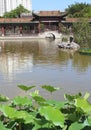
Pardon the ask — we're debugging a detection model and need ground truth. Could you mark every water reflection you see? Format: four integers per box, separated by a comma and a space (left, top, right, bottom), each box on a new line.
0, 41, 33, 81
0, 39, 91, 99
72, 52, 91, 72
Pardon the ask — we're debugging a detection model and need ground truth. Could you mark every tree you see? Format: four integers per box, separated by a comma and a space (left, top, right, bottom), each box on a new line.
65, 2, 91, 18
72, 19, 91, 47
3, 4, 30, 18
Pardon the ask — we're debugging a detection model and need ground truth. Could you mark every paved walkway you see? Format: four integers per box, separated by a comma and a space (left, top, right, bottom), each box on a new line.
0, 31, 62, 40
0, 35, 42, 40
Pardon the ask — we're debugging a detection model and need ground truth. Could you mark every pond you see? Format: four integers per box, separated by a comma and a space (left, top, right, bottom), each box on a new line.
0, 39, 91, 100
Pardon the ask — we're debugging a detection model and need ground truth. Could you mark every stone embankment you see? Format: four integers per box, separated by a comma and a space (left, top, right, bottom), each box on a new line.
58, 41, 80, 50
0, 31, 62, 40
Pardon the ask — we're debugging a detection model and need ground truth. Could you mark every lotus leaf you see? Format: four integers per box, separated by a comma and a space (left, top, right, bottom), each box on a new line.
39, 106, 65, 128
41, 85, 59, 93
12, 96, 32, 106
0, 121, 11, 130
0, 94, 9, 102
68, 122, 85, 130
75, 98, 91, 113
18, 85, 36, 91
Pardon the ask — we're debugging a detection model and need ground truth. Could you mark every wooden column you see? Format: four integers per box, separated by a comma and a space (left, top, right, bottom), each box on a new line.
38, 22, 40, 33
19, 26, 23, 36
14, 26, 16, 34
58, 22, 62, 33
1, 27, 5, 36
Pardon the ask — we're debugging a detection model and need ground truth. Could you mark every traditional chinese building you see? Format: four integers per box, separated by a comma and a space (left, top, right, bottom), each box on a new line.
0, 10, 67, 36
32, 11, 67, 32
0, 10, 91, 37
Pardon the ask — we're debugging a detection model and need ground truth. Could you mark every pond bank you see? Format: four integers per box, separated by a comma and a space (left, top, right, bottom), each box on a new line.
0, 36, 45, 41
0, 31, 62, 40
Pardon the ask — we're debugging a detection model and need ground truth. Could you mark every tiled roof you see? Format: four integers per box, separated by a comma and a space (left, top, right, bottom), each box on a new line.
65, 18, 79, 22
0, 18, 33, 23
65, 18, 91, 22
37, 11, 62, 16
0, 17, 91, 24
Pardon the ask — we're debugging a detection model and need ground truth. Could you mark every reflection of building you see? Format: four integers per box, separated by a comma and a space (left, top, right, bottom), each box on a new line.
0, 0, 32, 16
0, 49, 33, 81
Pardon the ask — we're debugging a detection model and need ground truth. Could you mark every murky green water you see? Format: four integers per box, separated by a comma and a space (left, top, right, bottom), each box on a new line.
0, 39, 91, 100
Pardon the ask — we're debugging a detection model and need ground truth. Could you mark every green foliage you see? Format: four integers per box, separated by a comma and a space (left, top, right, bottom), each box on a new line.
18, 84, 36, 92
75, 98, 91, 113
12, 96, 32, 106
3, 4, 30, 18
31, 94, 46, 104
1, 85, 91, 129
68, 122, 85, 130
79, 48, 91, 55
0, 94, 9, 102
64, 92, 82, 101
41, 85, 59, 93
0, 121, 11, 130
66, 2, 91, 18
72, 19, 91, 47
39, 106, 65, 127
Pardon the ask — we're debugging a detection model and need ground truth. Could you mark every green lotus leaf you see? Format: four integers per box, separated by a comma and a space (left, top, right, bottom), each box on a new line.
32, 123, 51, 130
41, 85, 59, 93
0, 105, 34, 123
0, 121, 11, 130
46, 100, 65, 109
0, 105, 18, 119
12, 96, 32, 106
84, 92, 90, 100
68, 122, 85, 130
79, 48, 91, 55
31, 92, 46, 103
87, 115, 91, 125
32, 118, 49, 130
0, 94, 9, 102
33, 96, 46, 102
18, 85, 36, 91
17, 111, 34, 124
75, 98, 91, 113
64, 92, 82, 101
39, 106, 65, 128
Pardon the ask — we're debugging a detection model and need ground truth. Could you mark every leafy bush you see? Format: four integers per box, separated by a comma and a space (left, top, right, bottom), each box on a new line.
0, 85, 91, 130
72, 19, 91, 47
3, 5, 30, 18
65, 2, 91, 18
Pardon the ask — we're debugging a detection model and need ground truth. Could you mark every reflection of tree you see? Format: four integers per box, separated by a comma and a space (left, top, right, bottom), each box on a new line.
57, 49, 73, 65
1, 41, 39, 54
72, 53, 91, 72
0, 41, 34, 81
58, 49, 91, 72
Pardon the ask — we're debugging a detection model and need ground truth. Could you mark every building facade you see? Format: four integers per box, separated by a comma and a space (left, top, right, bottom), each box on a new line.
0, 0, 32, 16
0, 11, 67, 36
